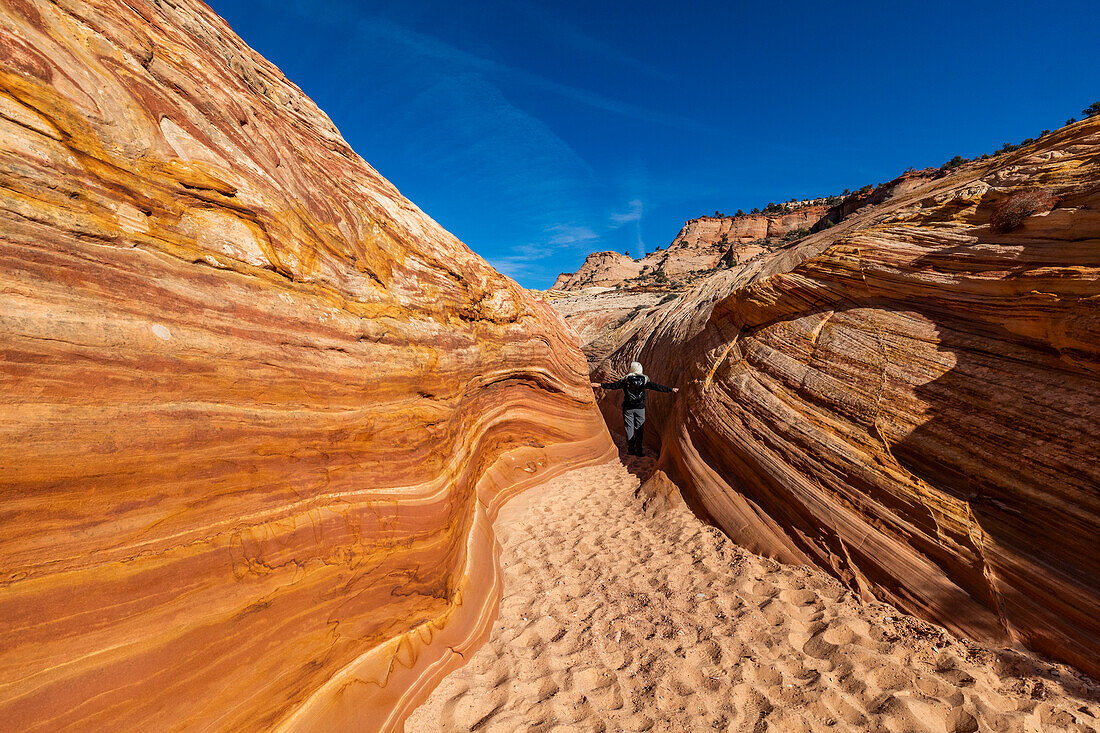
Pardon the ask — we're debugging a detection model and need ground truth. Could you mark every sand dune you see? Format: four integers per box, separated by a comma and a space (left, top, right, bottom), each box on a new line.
407, 454, 1100, 732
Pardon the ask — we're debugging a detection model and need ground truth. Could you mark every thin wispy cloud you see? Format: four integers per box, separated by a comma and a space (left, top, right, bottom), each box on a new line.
610, 199, 643, 226
324, 10, 659, 280
489, 255, 542, 282
608, 198, 646, 257
633, 225, 646, 258
340, 9, 717, 134
490, 221, 603, 283
547, 224, 598, 247
515, 73, 720, 135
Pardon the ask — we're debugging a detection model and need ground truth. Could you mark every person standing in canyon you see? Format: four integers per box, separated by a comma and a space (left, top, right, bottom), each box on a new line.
591, 362, 678, 457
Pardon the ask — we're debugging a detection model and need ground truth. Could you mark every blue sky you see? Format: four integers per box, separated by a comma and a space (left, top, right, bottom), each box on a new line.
206, 0, 1099, 288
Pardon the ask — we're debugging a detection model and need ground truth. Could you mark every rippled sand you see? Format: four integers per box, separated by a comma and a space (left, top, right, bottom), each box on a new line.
407, 457, 1100, 732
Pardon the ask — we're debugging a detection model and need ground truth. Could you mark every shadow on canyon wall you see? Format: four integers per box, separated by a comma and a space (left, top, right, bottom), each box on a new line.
599, 229, 1100, 683
889, 240, 1100, 678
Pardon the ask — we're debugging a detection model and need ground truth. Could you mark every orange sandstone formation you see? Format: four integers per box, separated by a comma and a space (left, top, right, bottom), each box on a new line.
0, 1, 613, 730
552, 207, 826, 291
813, 169, 938, 231
658, 208, 827, 275
551, 250, 644, 290
672, 207, 826, 247
550, 271, 574, 289
550, 290, 674, 363
580, 119, 1100, 678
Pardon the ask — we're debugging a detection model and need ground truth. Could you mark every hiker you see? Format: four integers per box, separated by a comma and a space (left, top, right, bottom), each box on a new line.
591, 361, 678, 456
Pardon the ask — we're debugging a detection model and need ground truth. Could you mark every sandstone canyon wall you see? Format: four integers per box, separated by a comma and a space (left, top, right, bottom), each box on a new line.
0, 1, 614, 730
583, 119, 1100, 677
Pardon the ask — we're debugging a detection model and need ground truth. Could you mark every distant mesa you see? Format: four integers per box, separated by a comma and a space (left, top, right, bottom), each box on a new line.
552, 250, 645, 290
550, 199, 883, 293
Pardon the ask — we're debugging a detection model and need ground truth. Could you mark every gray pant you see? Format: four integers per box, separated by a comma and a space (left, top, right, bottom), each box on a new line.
623, 408, 645, 453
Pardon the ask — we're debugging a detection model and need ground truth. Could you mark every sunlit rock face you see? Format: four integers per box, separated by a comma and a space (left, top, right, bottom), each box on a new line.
648, 208, 826, 276
586, 119, 1100, 677
813, 169, 939, 231
673, 207, 827, 247
551, 250, 645, 290
551, 208, 828, 291
0, 1, 614, 730
551, 290, 675, 364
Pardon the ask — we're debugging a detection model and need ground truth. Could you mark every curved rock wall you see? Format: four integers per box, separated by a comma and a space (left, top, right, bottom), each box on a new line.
0, 1, 613, 730
590, 119, 1100, 677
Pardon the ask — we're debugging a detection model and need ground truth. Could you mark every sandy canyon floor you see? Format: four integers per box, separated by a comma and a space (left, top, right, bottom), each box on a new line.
407, 452, 1100, 732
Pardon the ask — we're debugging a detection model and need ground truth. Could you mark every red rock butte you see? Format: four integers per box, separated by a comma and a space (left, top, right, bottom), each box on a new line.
0, 0, 613, 730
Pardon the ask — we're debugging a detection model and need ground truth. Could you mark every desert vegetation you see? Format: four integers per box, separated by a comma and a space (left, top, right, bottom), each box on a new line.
989, 188, 1058, 233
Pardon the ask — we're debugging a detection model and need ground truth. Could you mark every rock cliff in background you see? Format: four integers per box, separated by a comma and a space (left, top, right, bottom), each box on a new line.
812, 169, 938, 231
551, 250, 643, 290
552, 206, 827, 292
550, 290, 675, 363
577, 119, 1100, 678
671, 207, 826, 247
550, 271, 574, 289
0, 1, 613, 730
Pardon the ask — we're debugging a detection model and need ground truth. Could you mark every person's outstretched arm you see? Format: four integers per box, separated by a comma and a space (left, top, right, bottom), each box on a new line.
591, 378, 625, 389
645, 381, 679, 393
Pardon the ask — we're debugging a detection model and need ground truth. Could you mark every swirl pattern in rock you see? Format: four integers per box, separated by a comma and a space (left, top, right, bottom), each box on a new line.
582, 118, 1100, 678
0, 1, 613, 730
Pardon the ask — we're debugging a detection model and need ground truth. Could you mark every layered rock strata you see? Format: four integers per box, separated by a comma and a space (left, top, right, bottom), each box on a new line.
671, 207, 826, 247
552, 250, 643, 290
813, 169, 938, 231
577, 119, 1100, 678
552, 206, 826, 292
549, 290, 675, 363
0, 1, 613, 730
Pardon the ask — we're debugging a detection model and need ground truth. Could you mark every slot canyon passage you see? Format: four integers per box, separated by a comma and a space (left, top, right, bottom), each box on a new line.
1, 1, 1099, 732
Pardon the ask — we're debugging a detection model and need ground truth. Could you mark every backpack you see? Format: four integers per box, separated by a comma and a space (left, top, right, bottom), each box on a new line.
623, 374, 648, 402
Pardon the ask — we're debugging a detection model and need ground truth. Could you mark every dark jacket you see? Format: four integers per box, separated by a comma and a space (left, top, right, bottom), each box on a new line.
600, 374, 674, 410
